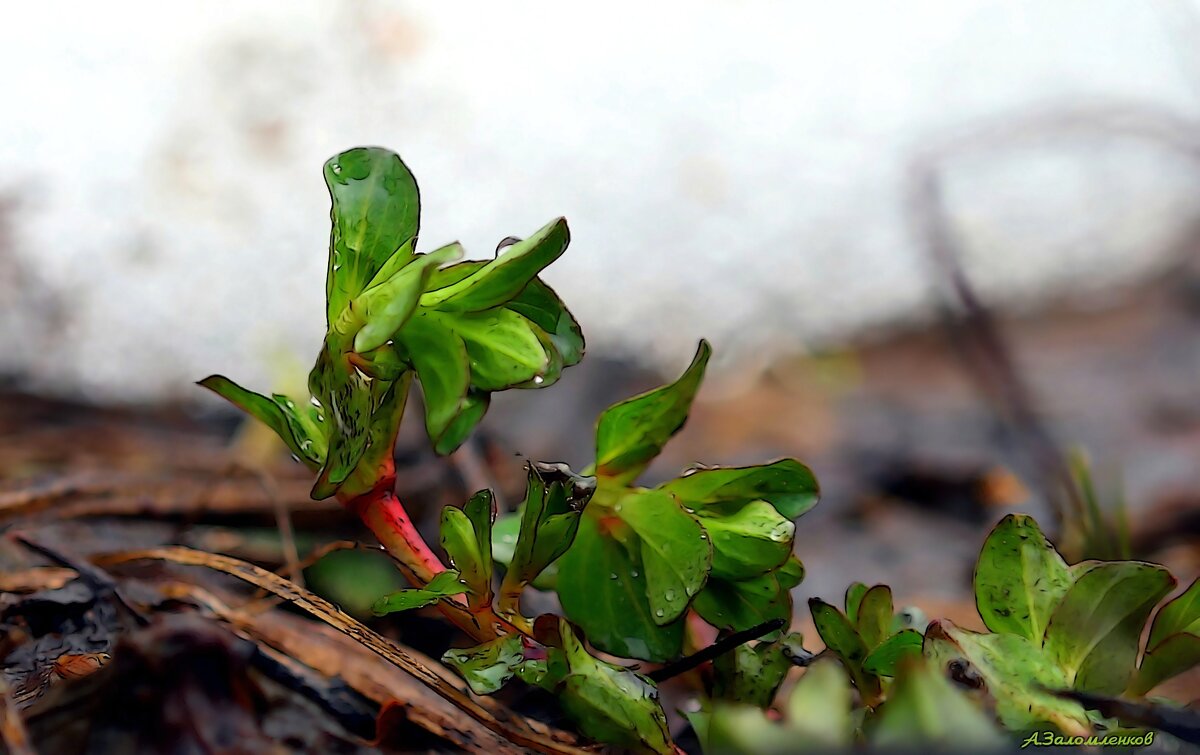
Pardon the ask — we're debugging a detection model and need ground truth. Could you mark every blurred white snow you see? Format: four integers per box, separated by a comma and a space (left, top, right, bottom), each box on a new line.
3, 1, 1200, 401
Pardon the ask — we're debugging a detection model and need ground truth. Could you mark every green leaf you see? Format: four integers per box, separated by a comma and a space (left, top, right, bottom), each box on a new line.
307, 347, 375, 498
782, 659, 854, 747
1044, 561, 1174, 694
1131, 633, 1200, 695
506, 463, 595, 589
856, 584, 894, 649
371, 570, 467, 615
388, 222, 580, 454
420, 218, 570, 312
400, 314, 470, 450
553, 620, 673, 754
844, 582, 868, 624
699, 500, 794, 581
619, 489, 712, 625
507, 277, 585, 371
870, 658, 1004, 748
862, 629, 923, 677
353, 243, 462, 353
442, 633, 524, 695
657, 459, 819, 519
324, 147, 420, 326
923, 619, 1091, 735
594, 340, 711, 484
1147, 577, 1200, 649
712, 633, 804, 709
776, 555, 805, 590
1130, 577, 1200, 695
974, 513, 1073, 642
557, 513, 685, 661
808, 598, 879, 698
694, 572, 792, 632
198, 375, 327, 468
440, 490, 494, 606
442, 308, 548, 390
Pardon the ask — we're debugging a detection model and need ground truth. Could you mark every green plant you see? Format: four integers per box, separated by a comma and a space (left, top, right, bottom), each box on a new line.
203, 146, 816, 753
699, 513, 1200, 752
204, 147, 1200, 753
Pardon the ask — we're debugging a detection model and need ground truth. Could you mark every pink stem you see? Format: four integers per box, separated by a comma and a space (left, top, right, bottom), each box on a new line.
343, 487, 447, 585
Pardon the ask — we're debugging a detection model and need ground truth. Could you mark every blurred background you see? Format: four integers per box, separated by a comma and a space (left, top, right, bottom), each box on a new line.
5, 0, 1200, 627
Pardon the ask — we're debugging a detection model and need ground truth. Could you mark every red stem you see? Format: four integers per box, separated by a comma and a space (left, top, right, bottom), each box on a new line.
341, 486, 447, 585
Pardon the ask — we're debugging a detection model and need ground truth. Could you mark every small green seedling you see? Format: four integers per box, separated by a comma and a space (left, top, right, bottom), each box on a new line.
700, 513, 1200, 753
203, 147, 817, 753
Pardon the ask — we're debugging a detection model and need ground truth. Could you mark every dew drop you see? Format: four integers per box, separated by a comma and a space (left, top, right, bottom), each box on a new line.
631, 570, 639, 578
331, 162, 342, 174
655, 609, 664, 618
533, 375, 544, 385
665, 589, 676, 602
609, 572, 618, 580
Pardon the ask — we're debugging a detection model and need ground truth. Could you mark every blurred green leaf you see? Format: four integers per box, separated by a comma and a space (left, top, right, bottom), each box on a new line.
809, 598, 879, 700
870, 658, 1004, 748
1147, 577, 1200, 648
783, 659, 854, 748
974, 513, 1073, 643
856, 584, 894, 649
844, 582, 868, 625
1044, 561, 1173, 694
594, 340, 711, 484
862, 629, 923, 677
1132, 633, 1200, 696
1131, 577, 1200, 695
923, 620, 1091, 735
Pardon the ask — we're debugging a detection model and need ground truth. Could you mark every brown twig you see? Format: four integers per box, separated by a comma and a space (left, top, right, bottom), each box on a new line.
0, 678, 35, 755
93, 546, 586, 755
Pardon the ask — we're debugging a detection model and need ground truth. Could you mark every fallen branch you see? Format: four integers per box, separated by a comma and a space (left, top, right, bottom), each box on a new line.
93, 546, 585, 755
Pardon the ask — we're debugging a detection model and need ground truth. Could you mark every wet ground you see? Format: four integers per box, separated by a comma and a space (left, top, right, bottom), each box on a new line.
2, 268, 1200, 744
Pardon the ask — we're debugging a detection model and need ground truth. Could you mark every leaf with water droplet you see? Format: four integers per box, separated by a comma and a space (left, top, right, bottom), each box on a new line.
551, 620, 674, 754
619, 489, 712, 625
199, 375, 327, 468
697, 500, 794, 581
371, 569, 468, 615
323, 147, 421, 327
657, 459, 820, 520
442, 633, 524, 695
557, 512, 686, 661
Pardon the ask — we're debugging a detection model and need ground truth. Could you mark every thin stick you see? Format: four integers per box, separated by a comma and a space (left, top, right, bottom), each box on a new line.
94, 546, 584, 755
648, 618, 787, 682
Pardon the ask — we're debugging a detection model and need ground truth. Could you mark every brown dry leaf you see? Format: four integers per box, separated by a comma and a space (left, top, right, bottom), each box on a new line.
95, 546, 585, 755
